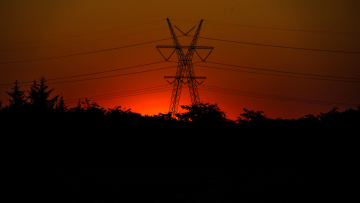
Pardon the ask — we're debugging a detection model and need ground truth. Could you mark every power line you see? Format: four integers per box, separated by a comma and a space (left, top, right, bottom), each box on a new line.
0, 38, 172, 65
170, 18, 360, 36
0, 28, 168, 53
0, 64, 177, 89
47, 64, 177, 85
194, 62, 360, 83
66, 84, 170, 102
203, 19, 360, 36
1, 19, 166, 47
198, 85, 358, 107
195, 36, 360, 54
65, 85, 173, 104
0, 22, 195, 53
195, 64, 360, 83
0, 61, 169, 86
65, 85, 171, 102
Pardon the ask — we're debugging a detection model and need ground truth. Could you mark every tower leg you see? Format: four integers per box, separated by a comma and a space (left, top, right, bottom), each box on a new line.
188, 79, 200, 104
169, 79, 183, 117
186, 63, 200, 104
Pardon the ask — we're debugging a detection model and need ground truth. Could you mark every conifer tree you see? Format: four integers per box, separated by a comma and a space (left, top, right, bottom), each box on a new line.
6, 80, 27, 111
27, 77, 59, 112
55, 94, 68, 113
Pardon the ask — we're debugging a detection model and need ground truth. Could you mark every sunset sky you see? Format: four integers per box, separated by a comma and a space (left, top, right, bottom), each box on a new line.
1, 0, 359, 120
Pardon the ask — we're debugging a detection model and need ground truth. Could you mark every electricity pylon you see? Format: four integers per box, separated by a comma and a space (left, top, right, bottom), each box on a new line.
157, 18, 213, 117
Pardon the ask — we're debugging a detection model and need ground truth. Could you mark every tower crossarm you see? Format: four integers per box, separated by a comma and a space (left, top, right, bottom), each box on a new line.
156, 45, 213, 49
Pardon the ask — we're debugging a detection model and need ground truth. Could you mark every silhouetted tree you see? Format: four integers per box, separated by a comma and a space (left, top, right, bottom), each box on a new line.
69, 99, 85, 116
237, 108, 267, 125
316, 107, 340, 126
106, 106, 128, 117
177, 102, 228, 123
106, 106, 123, 117
27, 77, 58, 112
6, 80, 28, 111
154, 112, 174, 120
54, 94, 68, 114
83, 98, 105, 117
106, 105, 141, 120
304, 114, 318, 121
326, 106, 360, 127
297, 114, 319, 125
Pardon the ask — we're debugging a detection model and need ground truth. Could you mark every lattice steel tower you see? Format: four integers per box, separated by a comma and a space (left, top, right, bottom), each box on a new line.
157, 18, 213, 117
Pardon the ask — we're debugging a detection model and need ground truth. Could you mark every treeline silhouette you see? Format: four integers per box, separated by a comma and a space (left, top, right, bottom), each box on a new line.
1, 77, 359, 134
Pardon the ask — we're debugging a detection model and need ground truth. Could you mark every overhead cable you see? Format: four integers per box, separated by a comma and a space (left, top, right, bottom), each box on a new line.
195, 36, 360, 54
0, 38, 172, 65
1, 19, 166, 47
0, 63, 178, 89
203, 19, 360, 36
198, 85, 358, 107
65, 85, 173, 104
194, 62, 360, 83
0, 61, 168, 86
1, 22, 195, 53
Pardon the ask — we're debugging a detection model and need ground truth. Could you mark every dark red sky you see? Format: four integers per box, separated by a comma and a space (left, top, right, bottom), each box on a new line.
1, 0, 359, 120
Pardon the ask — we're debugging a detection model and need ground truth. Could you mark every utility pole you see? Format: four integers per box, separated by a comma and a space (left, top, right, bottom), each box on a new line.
157, 18, 213, 117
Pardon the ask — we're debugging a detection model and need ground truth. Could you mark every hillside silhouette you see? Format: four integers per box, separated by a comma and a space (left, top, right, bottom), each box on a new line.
1, 77, 359, 135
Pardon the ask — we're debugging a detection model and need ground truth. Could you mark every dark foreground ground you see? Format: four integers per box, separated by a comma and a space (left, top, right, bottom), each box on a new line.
4, 105, 357, 203
10, 167, 352, 203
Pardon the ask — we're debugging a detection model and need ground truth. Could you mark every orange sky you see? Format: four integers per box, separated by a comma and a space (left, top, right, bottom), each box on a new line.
1, 0, 360, 120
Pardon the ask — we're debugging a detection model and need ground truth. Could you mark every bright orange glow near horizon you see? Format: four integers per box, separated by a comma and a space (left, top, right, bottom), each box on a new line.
1, 0, 360, 120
